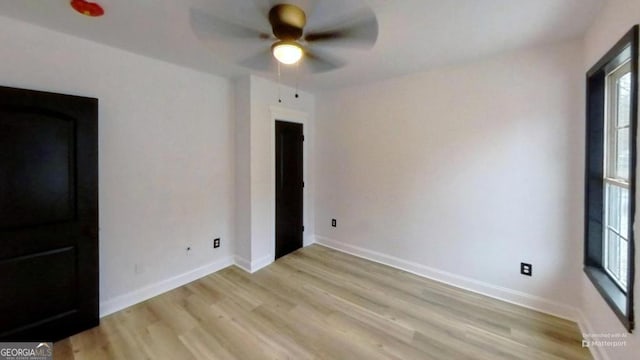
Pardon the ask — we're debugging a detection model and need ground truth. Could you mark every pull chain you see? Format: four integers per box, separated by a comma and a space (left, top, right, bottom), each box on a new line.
277, 61, 282, 103
295, 62, 300, 99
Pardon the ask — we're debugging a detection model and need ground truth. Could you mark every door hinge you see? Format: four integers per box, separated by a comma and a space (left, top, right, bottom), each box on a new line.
302, 181, 305, 188
302, 135, 305, 141
302, 226, 305, 232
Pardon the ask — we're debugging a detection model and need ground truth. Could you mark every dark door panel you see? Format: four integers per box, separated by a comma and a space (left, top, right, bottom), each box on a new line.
0, 86, 98, 341
275, 121, 303, 259
0, 109, 76, 228
0, 247, 77, 332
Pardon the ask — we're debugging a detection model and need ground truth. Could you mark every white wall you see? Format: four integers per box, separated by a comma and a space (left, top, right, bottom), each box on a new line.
0, 16, 235, 315
314, 40, 584, 318
234, 74, 316, 271
234, 76, 252, 265
581, 0, 640, 359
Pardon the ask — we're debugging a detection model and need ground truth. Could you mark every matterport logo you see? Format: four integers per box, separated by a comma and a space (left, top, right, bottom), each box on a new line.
582, 333, 627, 348
0, 342, 52, 360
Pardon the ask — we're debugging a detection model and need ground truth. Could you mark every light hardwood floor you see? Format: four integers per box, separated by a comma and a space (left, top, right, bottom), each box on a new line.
54, 245, 591, 359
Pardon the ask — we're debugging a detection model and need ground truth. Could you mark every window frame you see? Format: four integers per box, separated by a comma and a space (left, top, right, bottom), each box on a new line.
584, 25, 638, 333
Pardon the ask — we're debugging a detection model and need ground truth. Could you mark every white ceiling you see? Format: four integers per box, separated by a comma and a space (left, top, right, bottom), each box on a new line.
0, 0, 603, 90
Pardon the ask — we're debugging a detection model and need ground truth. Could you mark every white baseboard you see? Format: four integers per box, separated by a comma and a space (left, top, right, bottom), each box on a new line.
234, 255, 252, 273
99, 256, 234, 317
315, 236, 579, 322
234, 254, 273, 273
575, 309, 608, 360
304, 234, 317, 247
234, 237, 317, 274
251, 254, 273, 272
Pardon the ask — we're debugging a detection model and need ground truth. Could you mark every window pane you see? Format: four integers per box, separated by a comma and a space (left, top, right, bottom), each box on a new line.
620, 187, 629, 238
609, 184, 620, 231
617, 72, 631, 127
615, 126, 629, 179
605, 230, 629, 289
606, 183, 629, 238
607, 184, 621, 234
620, 239, 628, 288
606, 229, 621, 280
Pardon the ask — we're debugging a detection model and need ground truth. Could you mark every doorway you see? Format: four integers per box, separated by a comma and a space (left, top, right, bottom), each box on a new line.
275, 120, 303, 259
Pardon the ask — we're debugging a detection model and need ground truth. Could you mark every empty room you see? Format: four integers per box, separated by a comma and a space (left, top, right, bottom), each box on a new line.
0, 0, 639, 359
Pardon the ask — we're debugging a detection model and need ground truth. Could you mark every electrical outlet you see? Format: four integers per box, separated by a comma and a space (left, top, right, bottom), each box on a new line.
213, 238, 220, 248
521, 262, 532, 276
332, 219, 337, 227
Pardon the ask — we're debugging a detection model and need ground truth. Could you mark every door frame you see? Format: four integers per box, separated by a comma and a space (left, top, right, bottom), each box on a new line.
270, 106, 310, 262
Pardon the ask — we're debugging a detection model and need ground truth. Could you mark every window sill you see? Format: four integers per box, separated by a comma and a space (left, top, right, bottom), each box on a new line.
584, 266, 633, 332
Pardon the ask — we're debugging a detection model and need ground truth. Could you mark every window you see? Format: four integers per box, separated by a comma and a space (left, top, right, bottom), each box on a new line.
585, 25, 638, 332
604, 61, 632, 290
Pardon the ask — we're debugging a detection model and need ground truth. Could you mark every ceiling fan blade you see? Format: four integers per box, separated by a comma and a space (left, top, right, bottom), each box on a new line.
239, 48, 278, 72
304, 7, 378, 49
301, 47, 345, 73
190, 8, 271, 41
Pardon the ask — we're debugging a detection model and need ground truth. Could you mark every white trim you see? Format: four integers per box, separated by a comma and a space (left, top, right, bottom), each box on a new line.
99, 256, 234, 317
234, 254, 273, 273
602, 60, 633, 290
304, 234, 317, 247
269, 106, 311, 262
251, 253, 274, 273
315, 235, 579, 322
234, 255, 252, 273
575, 309, 608, 360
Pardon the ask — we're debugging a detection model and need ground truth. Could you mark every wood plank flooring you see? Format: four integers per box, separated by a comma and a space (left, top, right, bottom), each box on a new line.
54, 245, 591, 359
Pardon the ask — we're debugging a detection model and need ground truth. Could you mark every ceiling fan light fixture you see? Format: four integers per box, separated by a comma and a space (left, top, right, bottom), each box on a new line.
272, 41, 303, 65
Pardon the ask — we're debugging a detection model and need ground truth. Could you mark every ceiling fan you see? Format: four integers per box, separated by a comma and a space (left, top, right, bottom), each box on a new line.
190, 1, 378, 73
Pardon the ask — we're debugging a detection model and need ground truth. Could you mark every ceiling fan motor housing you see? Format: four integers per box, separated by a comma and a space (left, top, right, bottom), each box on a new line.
269, 4, 306, 41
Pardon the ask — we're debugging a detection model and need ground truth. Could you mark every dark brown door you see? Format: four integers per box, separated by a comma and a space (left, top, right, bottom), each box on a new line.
0, 86, 99, 341
275, 120, 303, 259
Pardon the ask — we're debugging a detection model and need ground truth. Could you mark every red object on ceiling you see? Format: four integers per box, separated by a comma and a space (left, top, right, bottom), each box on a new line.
70, 0, 104, 17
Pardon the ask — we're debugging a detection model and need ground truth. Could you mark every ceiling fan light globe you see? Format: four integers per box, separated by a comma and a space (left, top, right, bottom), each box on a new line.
272, 42, 303, 65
